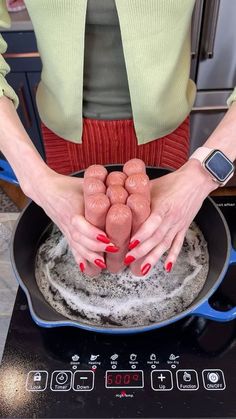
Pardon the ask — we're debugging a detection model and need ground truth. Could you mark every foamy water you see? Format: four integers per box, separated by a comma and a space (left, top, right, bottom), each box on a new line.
35, 222, 209, 327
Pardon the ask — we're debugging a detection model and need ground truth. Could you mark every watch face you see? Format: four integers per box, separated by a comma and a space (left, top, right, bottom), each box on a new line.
205, 151, 234, 182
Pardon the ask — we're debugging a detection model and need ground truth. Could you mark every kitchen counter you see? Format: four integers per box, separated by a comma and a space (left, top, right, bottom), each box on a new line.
0, 9, 33, 31
0, 212, 19, 363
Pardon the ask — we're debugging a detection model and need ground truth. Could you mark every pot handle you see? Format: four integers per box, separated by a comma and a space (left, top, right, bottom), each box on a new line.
0, 159, 18, 185
192, 247, 236, 322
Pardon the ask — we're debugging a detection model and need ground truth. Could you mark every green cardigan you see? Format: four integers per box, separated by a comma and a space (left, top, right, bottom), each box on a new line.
0, 0, 235, 145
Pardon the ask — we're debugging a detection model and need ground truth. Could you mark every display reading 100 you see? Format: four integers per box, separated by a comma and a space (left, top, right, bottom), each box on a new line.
105, 370, 144, 388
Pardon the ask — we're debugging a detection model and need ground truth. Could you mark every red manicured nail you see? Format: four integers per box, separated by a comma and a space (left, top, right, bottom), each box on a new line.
141, 263, 151, 276
124, 255, 136, 265
96, 234, 110, 244
79, 262, 85, 273
94, 259, 107, 269
105, 245, 119, 253
166, 262, 173, 273
128, 239, 140, 250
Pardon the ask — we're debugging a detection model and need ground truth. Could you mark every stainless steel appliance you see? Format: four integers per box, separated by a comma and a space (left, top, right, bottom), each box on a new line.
190, 0, 236, 187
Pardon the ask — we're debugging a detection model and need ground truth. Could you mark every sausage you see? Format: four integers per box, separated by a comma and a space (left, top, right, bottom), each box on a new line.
105, 204, 132, 273
83, 177, 106, 196
126, 193, 151, 236
123, 158, 146, 176
106, 171, 127, 187
126, 193, 151, 276
83, 169, 110, 276
85, 192, 110, 231
84, 164, 108, 183
125, 173, 150, 201
106, 185, 128, 205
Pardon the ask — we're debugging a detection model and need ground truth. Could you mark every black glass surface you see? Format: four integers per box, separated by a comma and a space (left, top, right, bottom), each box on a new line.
0, 196, 236, 418
205, 151, 234, 182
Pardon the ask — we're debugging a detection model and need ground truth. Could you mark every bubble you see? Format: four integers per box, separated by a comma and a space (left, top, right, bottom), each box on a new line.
35, 222, 209, 327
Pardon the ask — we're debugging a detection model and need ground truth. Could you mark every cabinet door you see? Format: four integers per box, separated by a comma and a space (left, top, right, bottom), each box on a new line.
5, 72, 45, 158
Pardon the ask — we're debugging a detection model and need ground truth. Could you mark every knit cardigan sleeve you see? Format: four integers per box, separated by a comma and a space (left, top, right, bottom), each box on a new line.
0, 0, 19, 107
227, 88, 236, 107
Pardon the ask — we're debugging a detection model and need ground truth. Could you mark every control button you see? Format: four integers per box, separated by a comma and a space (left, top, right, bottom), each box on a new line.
130, 353, 137, 362
50, 371, 72, 391
26, 370, 48, 392
73, 371, 94, 391
202, 369, 226, 391
177, 370, 199, 391
151, 370, 173, 391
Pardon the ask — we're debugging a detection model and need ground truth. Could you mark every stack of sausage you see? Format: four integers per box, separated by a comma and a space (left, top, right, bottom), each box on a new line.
83, 158, 151, 277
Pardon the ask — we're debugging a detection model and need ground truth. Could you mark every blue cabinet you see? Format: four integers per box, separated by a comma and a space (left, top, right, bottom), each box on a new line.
2, 31, 45, 161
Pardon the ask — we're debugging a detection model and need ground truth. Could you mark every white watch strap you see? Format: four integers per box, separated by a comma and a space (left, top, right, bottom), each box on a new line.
189, 147, 213, 162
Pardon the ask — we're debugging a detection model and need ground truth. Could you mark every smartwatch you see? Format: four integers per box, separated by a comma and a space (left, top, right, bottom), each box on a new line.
189, 147, 235, 186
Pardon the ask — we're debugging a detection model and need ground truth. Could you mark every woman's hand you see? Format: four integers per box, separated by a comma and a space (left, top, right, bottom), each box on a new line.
124, 160, 218, 275
28, 170, 114, 272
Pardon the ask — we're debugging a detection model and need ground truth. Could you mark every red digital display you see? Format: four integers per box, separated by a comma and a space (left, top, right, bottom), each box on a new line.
105, 370, 143, 388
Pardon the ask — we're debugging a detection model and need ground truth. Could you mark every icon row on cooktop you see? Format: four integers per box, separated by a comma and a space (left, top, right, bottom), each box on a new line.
26, 369, 226, 392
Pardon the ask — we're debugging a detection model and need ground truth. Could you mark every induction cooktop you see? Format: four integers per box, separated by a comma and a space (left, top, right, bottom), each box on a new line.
0, 195, 236, 418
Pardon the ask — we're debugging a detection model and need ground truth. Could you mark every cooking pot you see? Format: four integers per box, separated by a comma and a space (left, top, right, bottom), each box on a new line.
1, 163, 236, 333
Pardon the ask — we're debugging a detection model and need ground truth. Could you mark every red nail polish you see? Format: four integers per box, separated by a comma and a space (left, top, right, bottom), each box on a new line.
79, 262, 85, 273
94, 259, 107, 269
105, 245, 119, 253
128, 239, 140, 250
141, 263, 151, 276
96, 234, 110, 244
166, 262, 173, 273
124, 255, 136, 265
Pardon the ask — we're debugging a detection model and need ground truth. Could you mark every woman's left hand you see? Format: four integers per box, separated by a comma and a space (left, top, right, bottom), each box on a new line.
124, 159, 218, 275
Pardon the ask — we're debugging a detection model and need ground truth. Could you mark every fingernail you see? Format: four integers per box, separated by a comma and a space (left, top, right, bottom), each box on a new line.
96, 234, 110, 244
128, 239, 140, 250
141, 263, 151, 276
94, 259, 107, 269
124, 255, 136, 265
105, 245, 119, 253
165, 262, 173, 273
79, 262, 85, 273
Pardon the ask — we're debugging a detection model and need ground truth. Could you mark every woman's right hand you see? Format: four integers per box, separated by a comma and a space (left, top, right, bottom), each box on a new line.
28, 169, 113, 272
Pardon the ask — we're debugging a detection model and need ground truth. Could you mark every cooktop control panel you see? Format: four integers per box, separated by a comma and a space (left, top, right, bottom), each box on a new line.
26, 366, 226, 393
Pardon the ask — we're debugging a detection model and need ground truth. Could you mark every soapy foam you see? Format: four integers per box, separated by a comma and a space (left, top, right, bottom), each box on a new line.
35, 222, 209, 327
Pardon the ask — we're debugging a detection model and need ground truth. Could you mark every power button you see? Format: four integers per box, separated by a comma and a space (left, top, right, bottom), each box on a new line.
202, 369, 226, 390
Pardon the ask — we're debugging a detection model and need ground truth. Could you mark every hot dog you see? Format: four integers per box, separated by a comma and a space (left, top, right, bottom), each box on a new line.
83, 177, 106, 196
106, 171, 127, 187
123, 158, 146, 176
125, 173, 150, 202
127, 193, 151, 276
84, 164, 108, 183
105, 204, 132, 273
106, 185, 128, 205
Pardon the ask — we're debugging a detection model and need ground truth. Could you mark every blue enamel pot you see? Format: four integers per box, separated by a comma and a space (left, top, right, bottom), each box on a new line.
5, 165, 236, 333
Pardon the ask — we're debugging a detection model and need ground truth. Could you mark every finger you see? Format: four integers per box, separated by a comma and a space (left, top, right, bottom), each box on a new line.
72, 250, 102, 277
164, 229, 186, 272
139, 228, 180, 276
124, 217, 172, 264
71, 214, 112, 244
71, 232, 119, 253
72, 241, 107, 270
128, 211, 164, 247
